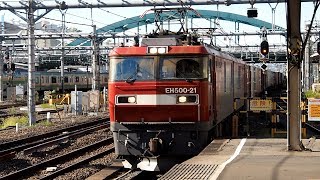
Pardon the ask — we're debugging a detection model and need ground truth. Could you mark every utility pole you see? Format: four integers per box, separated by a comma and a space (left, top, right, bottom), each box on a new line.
92, 25, 99, 90
28, 0, 36, 125
287, 0, 303, 151
60, 9, 67, 94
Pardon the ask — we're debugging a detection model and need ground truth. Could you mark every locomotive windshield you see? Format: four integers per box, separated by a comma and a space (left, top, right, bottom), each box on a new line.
109, 57, 155, 81
160, 57, 208, 79
109, 56, 208, 81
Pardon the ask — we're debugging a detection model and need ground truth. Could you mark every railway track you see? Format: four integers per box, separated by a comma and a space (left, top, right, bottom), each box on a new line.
0, 102, 26, 110
0, 117, 48, 131
0, 112, 26, 119
87, 164, 162, 180
1, 138, 114, 180
0, 118, 109, 160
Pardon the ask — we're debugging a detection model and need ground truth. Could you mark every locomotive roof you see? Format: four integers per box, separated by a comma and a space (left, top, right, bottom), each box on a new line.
203, 44, 245, 65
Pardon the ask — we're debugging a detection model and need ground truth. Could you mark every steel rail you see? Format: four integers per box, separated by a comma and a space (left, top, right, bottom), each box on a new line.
306, 122, 320, 133
0, 138, 113, 180
0, 112, 26, 119
0, 118, 108, 153
22, 123, 109, 155
0, 121, 108, 159
0, 124, 108, 161
0, 102, 26, 109
86, 162, 124, 180
40, 146, 115, 180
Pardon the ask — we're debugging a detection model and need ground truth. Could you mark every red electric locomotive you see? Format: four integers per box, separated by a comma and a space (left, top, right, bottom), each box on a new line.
109, 32, 243, 171
108, 32, 282, 171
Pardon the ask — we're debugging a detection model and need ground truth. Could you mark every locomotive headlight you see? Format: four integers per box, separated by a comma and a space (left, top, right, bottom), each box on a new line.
128, 96, 136, 103
177, 95, 198, 104
178, 96, 187, 103
147, 46, 168, 54
149, 47, 158, 54
117, 96, 136, 104
157, 47, 166, 54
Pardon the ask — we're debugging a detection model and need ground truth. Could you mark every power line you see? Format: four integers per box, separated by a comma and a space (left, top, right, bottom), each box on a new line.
13, 9, 92, 27
98, 8, 127, 19
61, 11, 107, 26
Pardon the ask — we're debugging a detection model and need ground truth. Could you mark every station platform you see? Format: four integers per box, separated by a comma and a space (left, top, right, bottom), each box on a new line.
160, 138, 320, 180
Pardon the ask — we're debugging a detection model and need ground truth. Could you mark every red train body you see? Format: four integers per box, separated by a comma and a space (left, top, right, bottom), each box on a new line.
108, 37, 284, 171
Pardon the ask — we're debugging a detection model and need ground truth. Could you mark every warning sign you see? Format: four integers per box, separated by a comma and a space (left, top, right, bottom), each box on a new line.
250, 99, 273, 111
308, 99, 320, 121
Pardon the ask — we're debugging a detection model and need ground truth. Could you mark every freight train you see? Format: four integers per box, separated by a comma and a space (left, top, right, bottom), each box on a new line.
108, 31, 284, 171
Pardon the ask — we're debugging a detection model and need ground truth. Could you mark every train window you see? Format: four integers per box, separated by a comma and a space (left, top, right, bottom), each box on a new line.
76, 76, 79, 82
64, 77, 68, 83
36, 77, 39, 84
46, 77, 49, 84
41, 76, 44, 84
109, 57, 155, 81
160, 57, 208, 79
51, 76, 57, 83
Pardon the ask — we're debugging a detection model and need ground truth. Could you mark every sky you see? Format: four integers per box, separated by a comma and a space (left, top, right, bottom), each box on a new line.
0, 0, 319, 48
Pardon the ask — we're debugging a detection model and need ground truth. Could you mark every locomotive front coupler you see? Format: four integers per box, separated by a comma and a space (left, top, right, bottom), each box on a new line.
146, 130, 165, 155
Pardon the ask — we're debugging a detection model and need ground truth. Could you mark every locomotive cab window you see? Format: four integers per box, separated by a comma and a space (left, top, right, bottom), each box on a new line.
160, 57, 208, 79
109, 57, 155, 81
176, 59, 201, 78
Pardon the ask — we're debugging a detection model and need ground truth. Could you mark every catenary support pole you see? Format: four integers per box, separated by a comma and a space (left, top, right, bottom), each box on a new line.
92, 25, 99, 90
27, 0, 36, 125
287, 0, 303, 151
60, 9, 67, 94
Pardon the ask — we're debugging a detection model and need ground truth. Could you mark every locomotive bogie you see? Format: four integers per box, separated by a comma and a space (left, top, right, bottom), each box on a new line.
112, 122, 210, 156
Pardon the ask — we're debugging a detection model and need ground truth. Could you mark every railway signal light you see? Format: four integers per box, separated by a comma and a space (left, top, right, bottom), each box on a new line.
247, 8, 258, 18
260, 40, 269, 56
